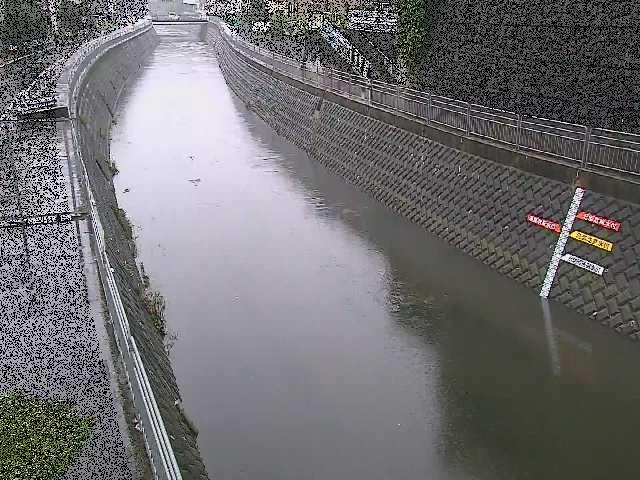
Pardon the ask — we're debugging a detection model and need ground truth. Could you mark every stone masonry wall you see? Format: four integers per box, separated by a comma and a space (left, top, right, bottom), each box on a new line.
73, 28, 209, 478
410, 0, 640, 133
208, 22, 640, 341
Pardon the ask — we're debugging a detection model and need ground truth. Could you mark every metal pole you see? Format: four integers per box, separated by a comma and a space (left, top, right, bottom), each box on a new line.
396, 84, 400, 112
349, 72, 352, 97
427, 92, 432, 124
465, 103, 471, 136
516, 114, 522, 151
581, 126, 592, 167
368, 79, 372, 105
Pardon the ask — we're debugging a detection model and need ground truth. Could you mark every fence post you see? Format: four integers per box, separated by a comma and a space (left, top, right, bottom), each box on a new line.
396, 84, 400, 112
368, 78, 372, 105
427, 92, 432, 124
516, 114, 522, 151
349, 72, 352, 97
272, 51, 275, 73
581, 126, 592, 167
465, 102, 471, 136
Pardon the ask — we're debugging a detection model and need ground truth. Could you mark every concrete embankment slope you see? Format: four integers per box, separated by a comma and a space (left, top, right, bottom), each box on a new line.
55, 25, 209, 478
207, 21, 640, 341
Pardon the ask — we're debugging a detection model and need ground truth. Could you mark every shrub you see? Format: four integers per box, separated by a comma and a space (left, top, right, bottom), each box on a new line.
396, 0, 433, 80
1, 0, 50, 49
0, 392, 93, 480
143, 290, 167, 337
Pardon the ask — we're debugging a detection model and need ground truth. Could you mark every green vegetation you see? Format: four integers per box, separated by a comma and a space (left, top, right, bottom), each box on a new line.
0, 392, 93, 480
327, 11, 349, 30
112, 206, 133, 240
243, 0, 269, 24
223, 12, 241, 31
109, 160, 119, 176
57, 0, 93, 35
111, 205, 138, 257
143, 290, 167, 337
269, 11, 288, 36
396, 0, 434, 82
0, 0, 50, 48
269, 12, 311, 37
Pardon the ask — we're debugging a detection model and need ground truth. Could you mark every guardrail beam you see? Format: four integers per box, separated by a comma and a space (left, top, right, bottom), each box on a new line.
211, 17, 640, 178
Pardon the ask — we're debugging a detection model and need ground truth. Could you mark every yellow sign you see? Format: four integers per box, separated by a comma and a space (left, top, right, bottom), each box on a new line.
570, 231, 613, 252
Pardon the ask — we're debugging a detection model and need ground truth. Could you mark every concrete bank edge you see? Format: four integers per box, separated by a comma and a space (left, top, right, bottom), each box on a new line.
208, 21, 640, 342
55, 23, 209, 479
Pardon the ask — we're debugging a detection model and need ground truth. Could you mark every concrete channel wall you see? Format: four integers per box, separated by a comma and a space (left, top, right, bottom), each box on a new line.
207, 21, 640, 341
55, 23, 209, 479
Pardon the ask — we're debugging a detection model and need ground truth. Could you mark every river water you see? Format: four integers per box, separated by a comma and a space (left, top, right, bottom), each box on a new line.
111, 26, 640, 480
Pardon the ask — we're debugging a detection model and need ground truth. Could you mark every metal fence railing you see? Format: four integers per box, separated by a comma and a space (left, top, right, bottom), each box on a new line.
61, 20, 153, 114
211, 18, 640, 177
76, 149, 183, 480
59, 22, 183, 480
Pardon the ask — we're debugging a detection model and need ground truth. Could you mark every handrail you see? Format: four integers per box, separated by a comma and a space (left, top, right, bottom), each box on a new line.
59, 22, 183, 480
211, 17, 640, 177
61, 20, 153, 114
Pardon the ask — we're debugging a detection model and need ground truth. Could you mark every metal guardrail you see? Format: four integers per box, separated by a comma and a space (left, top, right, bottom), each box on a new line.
62, 20, 153, 113
61, 22, 183, 480
212, 18, 640, 177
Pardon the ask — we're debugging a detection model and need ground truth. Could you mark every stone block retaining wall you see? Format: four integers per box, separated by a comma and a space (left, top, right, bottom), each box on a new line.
71, 27, 209, 478
208, 22, 640, 341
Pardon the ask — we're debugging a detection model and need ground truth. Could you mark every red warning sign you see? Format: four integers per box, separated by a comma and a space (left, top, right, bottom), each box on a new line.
527, 214, 561, 233
576, 211, 621, 232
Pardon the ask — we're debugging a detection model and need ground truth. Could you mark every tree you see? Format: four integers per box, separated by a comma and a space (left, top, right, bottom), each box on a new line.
1, 0, 51, 48
269, 11, 289, 36
57, 0, 92, 34
289, 13, 310, 36
396, 0, 432, 82
244, 0, 269, 24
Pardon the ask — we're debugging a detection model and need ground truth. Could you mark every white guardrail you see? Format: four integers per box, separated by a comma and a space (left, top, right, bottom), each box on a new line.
60, 19, 153, 114
212, 18, 640, 178
63, 22, 183, 480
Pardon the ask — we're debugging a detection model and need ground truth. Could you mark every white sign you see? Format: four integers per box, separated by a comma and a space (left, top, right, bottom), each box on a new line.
561, 253, 605, 276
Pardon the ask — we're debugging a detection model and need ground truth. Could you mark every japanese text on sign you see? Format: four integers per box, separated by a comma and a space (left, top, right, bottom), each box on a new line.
569, 230, 613, 252
561, 253, 605, 275
576, 211, 621, 232
527, 214, 561, 233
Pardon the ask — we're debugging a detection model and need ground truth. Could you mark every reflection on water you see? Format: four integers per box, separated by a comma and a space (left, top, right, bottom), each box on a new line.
110, 30, 640, 480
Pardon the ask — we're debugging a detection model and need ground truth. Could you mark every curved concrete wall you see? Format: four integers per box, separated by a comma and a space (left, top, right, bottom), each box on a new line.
208, 21, 640, 342
62, 26, 209, 479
